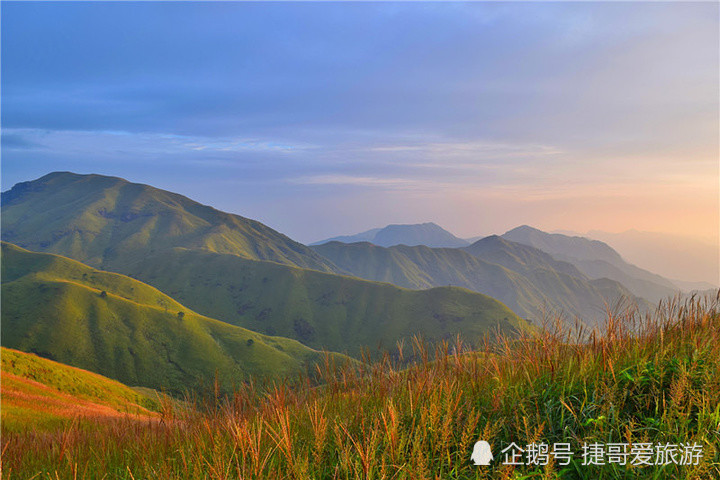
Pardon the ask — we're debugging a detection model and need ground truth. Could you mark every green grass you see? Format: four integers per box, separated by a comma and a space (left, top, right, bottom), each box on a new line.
1, 242, 352, 395
3, 294, 718, 479
117, 246, 532, 357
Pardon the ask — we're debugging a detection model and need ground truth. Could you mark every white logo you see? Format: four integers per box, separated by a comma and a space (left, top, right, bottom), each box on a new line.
471, 440, 493, 465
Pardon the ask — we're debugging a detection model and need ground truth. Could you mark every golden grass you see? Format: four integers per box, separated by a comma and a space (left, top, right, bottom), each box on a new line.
2, 293, 719, 479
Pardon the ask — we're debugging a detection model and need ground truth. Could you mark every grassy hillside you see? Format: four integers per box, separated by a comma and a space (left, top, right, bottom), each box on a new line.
3, 295, 718, 479
312, 240, 641, 325
111, 247, 532, 357
1, 171, 338, 273
1, 348, 162, 432
463, 235, 584, 278
312, 241, 548, 319
1, 243, 350, 394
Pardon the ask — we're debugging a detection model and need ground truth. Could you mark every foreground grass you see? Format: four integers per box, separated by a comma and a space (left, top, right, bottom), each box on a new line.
2, 295, 719, 479
1, 348, 161, 434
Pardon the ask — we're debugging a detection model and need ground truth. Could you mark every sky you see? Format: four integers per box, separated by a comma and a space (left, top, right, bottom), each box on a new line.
2, 1, 718, 246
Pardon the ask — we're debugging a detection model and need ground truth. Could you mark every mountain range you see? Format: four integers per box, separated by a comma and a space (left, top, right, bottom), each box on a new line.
2, 171, 339, 274
312, 236, 643, 325
2, 171, 704, 399
502, 226, 680, 303
1, 173, 530, 376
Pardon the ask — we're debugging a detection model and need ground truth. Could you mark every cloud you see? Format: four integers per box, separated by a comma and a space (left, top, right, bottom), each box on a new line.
287, 174, 420, 190
1, 133, 45, 150
1, 2, 716, 242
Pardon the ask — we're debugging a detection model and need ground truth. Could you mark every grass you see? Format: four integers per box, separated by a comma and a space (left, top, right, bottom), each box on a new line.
2, 293, 718, 479
1, 348, 162, 433
118, 246, 531, 357
1, 242, 353, 395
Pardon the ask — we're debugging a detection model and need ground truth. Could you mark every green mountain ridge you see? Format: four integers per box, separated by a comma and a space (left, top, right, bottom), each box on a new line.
463, 235, 584, 278
1, 242, 350, 394
113, 246, 532, 357
2, 171, 339, 274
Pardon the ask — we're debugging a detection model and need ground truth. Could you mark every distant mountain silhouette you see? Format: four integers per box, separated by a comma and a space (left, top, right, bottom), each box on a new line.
312, 222, 469, 248
585, 229, 719, 288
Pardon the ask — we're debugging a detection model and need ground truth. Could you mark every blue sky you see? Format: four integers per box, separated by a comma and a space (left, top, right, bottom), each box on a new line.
2, 1, 718, 244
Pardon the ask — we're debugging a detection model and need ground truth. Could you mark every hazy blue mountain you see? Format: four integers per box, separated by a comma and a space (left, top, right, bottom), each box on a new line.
312, 222, 469, 248
502, 225, 679, 303
313, 228, 383, 245
670, 279, 718, 292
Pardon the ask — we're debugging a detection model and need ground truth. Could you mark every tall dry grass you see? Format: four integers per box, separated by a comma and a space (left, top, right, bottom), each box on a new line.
2, 293, 719, 479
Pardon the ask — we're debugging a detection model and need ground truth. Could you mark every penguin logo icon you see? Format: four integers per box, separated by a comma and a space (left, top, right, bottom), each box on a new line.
471, 440, 493, 465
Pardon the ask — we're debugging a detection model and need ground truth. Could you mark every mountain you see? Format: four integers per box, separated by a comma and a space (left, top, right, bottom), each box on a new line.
1, 347, 160, 432
312, 222, 469, 248
502, 226, 679, 303
585, 229, 719, 288
670, 279, 718, 293
312, 238, 642, 325
311, 241, 547, 320
463, 235, 584, 278
1, 171, 339, 273
1, 242, 350, 394
313, 227, 383, 245
2, 173, 531, 357
113, 247, 532, 356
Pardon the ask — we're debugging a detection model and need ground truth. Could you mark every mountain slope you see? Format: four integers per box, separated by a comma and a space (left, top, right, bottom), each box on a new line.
312, 222, 469, 248
311, 241, 548, 320
1, 347, 160, 432
1, 172, 339, 273
1, 243, 349, 394
586, 229, 719, 288
312, 240, 640, 325
114, 247, 532, 356
463, 235, 584, 278
1, 173, 534, 357
502, 225, 678, 303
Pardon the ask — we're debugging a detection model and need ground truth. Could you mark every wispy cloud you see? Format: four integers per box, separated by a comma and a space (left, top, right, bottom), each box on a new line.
366, 140, 563, 159
287, 174, 419, 190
